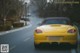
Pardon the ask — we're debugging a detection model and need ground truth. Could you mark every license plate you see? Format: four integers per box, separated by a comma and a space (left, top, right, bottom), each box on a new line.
47, 36, 61, 40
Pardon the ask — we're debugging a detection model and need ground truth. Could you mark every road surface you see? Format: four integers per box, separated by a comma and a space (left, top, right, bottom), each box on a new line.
0, 15, 78, 53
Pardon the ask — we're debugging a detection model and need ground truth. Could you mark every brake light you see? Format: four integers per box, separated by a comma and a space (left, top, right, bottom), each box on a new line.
68, 29, 76, 33
35, 29, 42, 33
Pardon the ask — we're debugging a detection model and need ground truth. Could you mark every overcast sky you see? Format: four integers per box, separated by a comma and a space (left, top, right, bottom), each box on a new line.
25, 0, 30, 3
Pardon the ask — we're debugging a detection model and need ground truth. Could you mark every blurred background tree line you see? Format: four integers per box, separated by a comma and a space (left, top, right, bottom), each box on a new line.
0, 0, 27, 31
31, 0, 80, 23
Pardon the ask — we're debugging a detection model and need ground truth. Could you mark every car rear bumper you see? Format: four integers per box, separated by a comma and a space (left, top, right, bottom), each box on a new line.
34, 40, 77, 45
34, 42, 77, 49
34, 34, 77, 45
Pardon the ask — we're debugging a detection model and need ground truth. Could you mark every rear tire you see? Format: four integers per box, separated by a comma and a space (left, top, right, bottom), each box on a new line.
72, 44, 78, 49
34, 43, 39, 49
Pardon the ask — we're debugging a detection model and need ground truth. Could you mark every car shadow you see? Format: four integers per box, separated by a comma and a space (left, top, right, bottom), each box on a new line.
35, 45, 72, 51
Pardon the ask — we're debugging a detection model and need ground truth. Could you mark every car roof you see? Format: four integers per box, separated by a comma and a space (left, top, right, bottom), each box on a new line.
45, 17, 70, 21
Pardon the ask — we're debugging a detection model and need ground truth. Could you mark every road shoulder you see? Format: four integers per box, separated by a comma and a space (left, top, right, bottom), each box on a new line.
0, 23, 32, 36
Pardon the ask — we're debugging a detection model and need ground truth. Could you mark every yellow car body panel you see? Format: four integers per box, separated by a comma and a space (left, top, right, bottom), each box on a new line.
34, 24, 78, 45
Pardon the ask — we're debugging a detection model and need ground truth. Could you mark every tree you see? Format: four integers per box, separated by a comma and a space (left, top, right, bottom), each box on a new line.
0, 0, 24, 25
31, 0, 47, 17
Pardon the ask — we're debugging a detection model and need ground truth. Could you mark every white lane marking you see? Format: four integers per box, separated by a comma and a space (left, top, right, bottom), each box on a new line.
9, 38, 32, 51
0, 24, 32, 36
24, 37, 31, 42
10, 45, 16, 51
71, 49, 77, 53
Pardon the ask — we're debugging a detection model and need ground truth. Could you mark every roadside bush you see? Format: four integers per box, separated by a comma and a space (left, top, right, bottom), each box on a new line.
3, 25, 12, 31
5, 21, 12, 30
0, 25, 12, 31
0, 25, 4, 31
0, 21, 12, 31
13, 22, 24, 28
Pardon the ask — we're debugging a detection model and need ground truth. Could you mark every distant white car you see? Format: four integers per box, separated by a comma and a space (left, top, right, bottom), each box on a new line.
27, 13, 31, 16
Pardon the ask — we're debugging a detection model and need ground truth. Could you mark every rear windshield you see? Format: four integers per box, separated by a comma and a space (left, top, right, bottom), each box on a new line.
43, 19, 69, 24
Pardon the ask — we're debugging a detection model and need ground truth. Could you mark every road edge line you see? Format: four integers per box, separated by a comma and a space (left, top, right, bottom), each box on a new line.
0, 24, 32, 36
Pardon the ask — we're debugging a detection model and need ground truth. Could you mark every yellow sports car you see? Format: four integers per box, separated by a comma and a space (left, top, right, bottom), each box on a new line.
34, 17, 78, 49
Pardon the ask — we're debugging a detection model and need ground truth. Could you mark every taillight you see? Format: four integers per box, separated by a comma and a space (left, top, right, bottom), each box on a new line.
68, 29, 76, 33
35, 29, 42, 33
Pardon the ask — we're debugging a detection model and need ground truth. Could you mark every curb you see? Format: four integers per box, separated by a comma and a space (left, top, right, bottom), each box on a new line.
0, 24, 32, 36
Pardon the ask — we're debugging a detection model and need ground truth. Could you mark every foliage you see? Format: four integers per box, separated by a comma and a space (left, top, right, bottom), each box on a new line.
0, 0, 24, 21
32, 0, 47, 17
13, 22, 24, 28
32, 0, 80, 23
